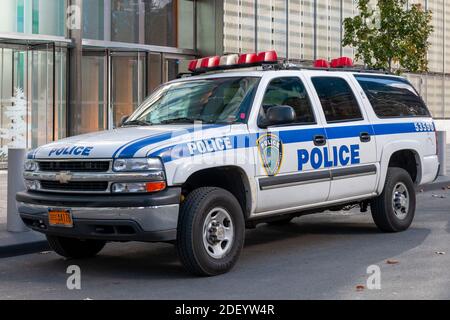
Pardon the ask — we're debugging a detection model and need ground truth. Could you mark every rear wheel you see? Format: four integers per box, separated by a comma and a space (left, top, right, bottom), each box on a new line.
46, 235, 106, 259
371, 167, 416, 232
176, 187, 245, 276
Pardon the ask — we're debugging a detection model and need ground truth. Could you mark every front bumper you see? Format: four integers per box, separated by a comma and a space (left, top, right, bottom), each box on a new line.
17, 188, 181, 242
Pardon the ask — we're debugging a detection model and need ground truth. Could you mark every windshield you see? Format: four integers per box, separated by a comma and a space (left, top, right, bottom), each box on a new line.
125, 77, 260, 125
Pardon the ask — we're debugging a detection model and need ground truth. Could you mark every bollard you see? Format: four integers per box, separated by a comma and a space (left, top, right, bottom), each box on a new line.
437, 131, 447, 176
7, 148, 28, 232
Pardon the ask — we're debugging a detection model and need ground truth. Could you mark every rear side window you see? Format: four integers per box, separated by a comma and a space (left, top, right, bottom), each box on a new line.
354, 75, 430, 118
311, 77, 363, 123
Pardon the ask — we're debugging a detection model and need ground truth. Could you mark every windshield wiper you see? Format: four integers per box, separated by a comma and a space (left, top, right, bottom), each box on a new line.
122, 119, 152, 127
159, 117, 214, 124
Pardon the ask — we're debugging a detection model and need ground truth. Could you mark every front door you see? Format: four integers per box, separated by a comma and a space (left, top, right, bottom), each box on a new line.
254, 76, 331, 213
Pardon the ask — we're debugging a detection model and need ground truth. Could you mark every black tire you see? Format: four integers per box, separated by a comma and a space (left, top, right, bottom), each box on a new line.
267, 217, 293, 226
371, 167, 416, 232
176, 187, 245, 276
46, 235, 106, 259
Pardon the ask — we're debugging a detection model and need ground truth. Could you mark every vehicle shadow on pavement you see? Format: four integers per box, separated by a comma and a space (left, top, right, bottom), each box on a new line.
32, 216, 431, 282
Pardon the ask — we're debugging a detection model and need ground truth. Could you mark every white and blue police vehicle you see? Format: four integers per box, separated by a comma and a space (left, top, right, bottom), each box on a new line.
17, 51, 440, 276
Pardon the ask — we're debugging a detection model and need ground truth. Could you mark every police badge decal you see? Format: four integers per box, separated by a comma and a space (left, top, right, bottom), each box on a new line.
257, 133, 283, 176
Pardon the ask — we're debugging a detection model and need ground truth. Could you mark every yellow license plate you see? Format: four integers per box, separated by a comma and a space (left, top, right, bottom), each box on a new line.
48, 210, 73, 228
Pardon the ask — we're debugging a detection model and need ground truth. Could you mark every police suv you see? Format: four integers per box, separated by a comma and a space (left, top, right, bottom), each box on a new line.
17, 51, 440, 276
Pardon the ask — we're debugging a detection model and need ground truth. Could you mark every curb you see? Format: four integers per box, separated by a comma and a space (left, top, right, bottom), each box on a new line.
417, 176, 450, 193
0, 240, 49, 258
0, 231, 49, 259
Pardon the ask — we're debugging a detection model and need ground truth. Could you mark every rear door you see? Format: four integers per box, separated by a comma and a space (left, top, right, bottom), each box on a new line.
306, 74, 378, 201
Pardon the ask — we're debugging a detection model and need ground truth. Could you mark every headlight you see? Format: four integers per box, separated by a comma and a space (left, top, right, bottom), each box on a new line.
113, 158, 163, 172
111, 181, 167, 194
24, 160, 38, 172
25, 180, 41, 191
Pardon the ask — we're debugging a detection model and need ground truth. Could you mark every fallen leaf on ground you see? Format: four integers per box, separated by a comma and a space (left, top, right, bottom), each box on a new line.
386, 259, 399, 265
432, 194, 447, 198
435, 251, 446, 255
356, 285, 365, 292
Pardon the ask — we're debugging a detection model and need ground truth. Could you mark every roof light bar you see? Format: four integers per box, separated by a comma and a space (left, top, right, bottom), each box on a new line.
188, 50, 279, 74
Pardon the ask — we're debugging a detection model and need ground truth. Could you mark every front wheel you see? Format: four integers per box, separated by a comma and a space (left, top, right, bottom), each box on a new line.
370, 167, 416, 232
46, 235, 106, 259
176, 187, 245, 276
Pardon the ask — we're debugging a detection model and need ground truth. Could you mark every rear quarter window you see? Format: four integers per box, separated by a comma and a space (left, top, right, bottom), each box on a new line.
354, 75, 431, 118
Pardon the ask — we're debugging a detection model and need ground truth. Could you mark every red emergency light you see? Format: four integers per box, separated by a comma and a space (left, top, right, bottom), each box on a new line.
313, 59, 330, 68
330, 56, 353, 68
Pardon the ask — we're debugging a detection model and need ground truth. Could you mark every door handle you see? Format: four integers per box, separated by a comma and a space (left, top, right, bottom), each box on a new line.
313, 135, 327, 146
360, 132, 371, 143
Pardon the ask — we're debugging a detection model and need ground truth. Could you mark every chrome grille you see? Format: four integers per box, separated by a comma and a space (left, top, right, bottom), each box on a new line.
38, 161, 110, 172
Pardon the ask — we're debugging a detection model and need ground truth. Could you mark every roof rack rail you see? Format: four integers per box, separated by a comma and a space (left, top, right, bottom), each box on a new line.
262, 62, 393, 75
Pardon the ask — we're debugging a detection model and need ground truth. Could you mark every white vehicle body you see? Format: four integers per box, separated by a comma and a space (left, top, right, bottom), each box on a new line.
17, 67, 439, 275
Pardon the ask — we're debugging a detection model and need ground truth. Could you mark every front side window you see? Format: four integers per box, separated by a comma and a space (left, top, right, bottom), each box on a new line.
311, 77, 363, 123
354, 75, 431, 118
126, 77, 260, 125
260, 77, 316, 125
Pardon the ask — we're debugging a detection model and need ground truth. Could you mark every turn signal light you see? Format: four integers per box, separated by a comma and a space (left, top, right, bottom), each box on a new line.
146, 181, 167, 193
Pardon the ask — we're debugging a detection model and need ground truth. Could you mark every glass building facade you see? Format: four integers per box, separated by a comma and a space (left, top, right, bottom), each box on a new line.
223, 0, 450, 120
0, 0, 197, 166
1, 0, 449, 167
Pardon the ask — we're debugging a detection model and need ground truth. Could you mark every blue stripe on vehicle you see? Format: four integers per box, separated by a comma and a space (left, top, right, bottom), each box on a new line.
114, 124, 225, 159
149, 122, 431, 163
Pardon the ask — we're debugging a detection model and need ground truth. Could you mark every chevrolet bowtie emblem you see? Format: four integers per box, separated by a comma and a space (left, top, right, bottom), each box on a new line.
55, 171, 72, 184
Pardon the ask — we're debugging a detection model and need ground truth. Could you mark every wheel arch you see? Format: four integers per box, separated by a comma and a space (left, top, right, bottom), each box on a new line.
377, 141, 423, 194
178, 165, 255, 219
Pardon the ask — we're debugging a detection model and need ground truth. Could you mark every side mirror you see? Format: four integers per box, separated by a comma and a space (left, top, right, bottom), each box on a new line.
120, 115, 130, 127
260, 105, 296, 128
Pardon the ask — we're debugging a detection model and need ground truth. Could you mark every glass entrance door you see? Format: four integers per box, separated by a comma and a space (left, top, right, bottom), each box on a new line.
29, 43, 67, 145
29, 43, 55, 148
0, 43, 67, 165
110, 52, 146, 128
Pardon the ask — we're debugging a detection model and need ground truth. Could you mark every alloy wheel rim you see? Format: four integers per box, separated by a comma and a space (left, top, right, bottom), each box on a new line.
202, 207, 234, 259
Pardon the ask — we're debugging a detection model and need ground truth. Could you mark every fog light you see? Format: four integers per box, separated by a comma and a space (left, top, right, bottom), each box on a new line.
111, 182, 147, 193
24, 160, 38, 172
25, 180, 41, 191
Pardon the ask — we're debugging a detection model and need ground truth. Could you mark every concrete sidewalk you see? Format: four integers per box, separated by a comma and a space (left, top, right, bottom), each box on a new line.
0, 170, 48, 258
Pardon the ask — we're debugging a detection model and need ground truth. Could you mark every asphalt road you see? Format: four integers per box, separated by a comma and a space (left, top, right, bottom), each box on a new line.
0, 189, 449, 300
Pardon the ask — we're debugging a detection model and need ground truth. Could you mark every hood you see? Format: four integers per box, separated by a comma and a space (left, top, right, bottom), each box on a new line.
30, 124, 230, 160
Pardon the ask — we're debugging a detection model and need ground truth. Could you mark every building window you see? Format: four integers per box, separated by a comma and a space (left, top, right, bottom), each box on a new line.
83, 0, 105, 40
